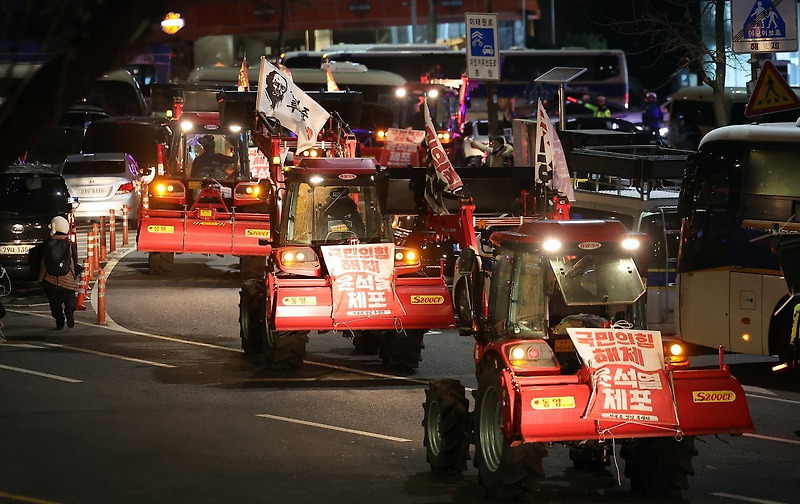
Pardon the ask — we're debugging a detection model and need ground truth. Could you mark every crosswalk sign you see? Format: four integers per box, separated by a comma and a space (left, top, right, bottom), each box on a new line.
745, 60, 800, 117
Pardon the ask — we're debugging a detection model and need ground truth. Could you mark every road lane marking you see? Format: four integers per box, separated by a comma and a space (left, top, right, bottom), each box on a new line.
0, 364, 81, 383
711, 493, 787, 504
0, 491, 66, 504
39, 342, 176, 368
257, 413, 412, 442
743, 385, 777, 396
746, 393, 800, 406
743, 433, 800, 446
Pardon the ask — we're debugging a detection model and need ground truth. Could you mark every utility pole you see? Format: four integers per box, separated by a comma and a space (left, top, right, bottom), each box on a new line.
427, 0, 438, 43
409, 0, 418, 43
486, 0, 498, 138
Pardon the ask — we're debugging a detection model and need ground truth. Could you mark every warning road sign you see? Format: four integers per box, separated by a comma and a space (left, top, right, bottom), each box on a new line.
745, 60, 800, 116
732, 0, 798, 53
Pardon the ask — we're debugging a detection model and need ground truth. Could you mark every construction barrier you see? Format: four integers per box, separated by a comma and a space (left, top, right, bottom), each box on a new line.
76, 259, 90, 311
122, 205, 129, 246
109, 209, 116, 253
97, 268, 106, 325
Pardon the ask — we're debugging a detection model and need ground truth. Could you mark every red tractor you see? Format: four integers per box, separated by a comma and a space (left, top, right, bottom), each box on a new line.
136, 90, 272, 278
422, 217, 754, 499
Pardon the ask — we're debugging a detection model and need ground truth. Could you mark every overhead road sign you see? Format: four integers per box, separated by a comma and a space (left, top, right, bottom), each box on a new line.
744, 60, 800, 116
465, 12, 500, 81
732, 0, 798, 53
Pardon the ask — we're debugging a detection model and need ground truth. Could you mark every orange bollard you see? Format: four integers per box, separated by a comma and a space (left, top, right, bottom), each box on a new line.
92, 223, 100, 267
76, 260, 89, 311
86, 231, 96, 279
122, 205, 129, 246
109, 209, 116, 253
99, 216, 107, 262
97, 268, 106, 325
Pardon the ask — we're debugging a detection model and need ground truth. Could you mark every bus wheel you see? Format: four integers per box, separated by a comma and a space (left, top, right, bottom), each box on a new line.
770, 297, 797, 365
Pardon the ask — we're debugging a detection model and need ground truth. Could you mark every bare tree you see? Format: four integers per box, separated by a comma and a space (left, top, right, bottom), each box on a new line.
602, 0, 731, 126
0, 0, 195, 168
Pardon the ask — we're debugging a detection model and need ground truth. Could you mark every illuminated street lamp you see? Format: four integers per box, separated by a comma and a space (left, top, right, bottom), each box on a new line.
161, 12, 185, 35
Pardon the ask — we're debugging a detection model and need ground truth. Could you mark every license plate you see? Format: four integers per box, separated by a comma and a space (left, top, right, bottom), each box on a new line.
0, 244, 34, 255
79, 187, 106, 196
554, 339, 576, 352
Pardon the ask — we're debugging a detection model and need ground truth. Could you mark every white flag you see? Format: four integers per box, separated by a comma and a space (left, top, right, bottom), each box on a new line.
535, 99, 575, 202
256, 56, 330, 154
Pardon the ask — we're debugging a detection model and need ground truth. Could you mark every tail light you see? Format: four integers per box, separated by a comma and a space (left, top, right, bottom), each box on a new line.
116, 182, 135, 194
150, 179, 186, 206
506, 341, 560, 370
394, 246, 421, 274
276, 246, 320, 276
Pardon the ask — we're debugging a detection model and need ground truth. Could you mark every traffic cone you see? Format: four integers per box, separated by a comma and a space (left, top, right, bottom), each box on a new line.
76, 259, 90, 311
97, 268, 106, 326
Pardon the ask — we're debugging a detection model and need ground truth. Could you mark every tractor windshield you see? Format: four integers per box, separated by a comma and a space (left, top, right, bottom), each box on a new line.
284, 181, 387, 245
549, 254, 645, 306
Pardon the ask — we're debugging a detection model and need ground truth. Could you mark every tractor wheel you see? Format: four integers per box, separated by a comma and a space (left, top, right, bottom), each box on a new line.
379, 330, 425, 371
239, 255, 266, 281
352, 330, 381, 355
239, 279, 266, 354
569, 442, 609, 472
148, 252, 174, 275
473, 358, 547, 499
422, 379, 471, 474
621, 436, 698, 498
264, 329, 309, 369
454, 277, 473, 328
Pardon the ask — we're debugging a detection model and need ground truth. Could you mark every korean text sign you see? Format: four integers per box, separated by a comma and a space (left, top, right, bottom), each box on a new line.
567, 328, 677, 425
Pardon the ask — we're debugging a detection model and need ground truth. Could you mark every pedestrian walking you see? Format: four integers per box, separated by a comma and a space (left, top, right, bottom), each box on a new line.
37, 216, 81, 329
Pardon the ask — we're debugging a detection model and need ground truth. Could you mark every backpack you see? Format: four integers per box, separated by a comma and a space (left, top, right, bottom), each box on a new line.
44, 238, 72, 276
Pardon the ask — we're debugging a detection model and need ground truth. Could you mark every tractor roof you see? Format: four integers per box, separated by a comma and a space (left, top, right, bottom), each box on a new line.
491, 219, 633, 249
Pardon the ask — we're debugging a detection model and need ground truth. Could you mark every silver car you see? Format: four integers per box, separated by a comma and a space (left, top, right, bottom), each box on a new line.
62, 153, 141, 221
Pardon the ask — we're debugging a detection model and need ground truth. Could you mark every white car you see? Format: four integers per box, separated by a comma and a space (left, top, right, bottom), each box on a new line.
62, 153, 142, 221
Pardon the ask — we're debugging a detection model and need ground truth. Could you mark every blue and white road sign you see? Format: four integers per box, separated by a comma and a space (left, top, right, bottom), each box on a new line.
732, 0, 798, 53
465, 12, 500, 81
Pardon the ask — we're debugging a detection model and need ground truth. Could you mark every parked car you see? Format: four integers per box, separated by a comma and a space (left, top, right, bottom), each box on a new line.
61, 153, 142, 221
0, 164, 75, 279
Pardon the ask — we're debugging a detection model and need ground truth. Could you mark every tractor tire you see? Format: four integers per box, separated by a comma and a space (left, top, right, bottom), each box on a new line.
264, 329, 309, 370
454, 277, 473, 328
148, 252, 174, 275
352, 330, 381, 355
239, 279, 266, 354
621, 436, 698, 498
422, 379, 471, 474
379, 329, 425, 371
473, 358, 547, 499
239, 255, 266, 281
569, 442, 609, 472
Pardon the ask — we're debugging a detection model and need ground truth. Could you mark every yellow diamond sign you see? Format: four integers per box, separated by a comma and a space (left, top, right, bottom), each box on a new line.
745, 60, 800, 117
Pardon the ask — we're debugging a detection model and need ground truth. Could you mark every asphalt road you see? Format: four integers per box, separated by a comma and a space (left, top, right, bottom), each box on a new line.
1, 232, 799, 504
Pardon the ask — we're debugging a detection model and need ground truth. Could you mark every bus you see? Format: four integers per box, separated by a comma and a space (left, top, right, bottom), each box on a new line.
676, 121, 800, 364
282, 46, 630, 118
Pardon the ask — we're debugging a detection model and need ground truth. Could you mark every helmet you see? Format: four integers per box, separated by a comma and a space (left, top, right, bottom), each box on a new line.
50, 216, 69, 235
645, 92, 657, 101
